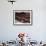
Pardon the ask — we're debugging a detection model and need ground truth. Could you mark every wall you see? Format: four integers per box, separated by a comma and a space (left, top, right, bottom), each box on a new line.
0, 0, 46, 42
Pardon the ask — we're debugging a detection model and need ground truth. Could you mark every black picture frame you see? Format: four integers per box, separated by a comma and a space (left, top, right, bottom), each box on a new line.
13, 10, 33, 26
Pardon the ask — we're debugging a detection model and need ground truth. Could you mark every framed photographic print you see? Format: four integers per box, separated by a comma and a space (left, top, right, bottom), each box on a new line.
13, 10, 32, 25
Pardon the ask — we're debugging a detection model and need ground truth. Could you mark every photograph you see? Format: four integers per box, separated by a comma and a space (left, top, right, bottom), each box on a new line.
13, 10, 32, 25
